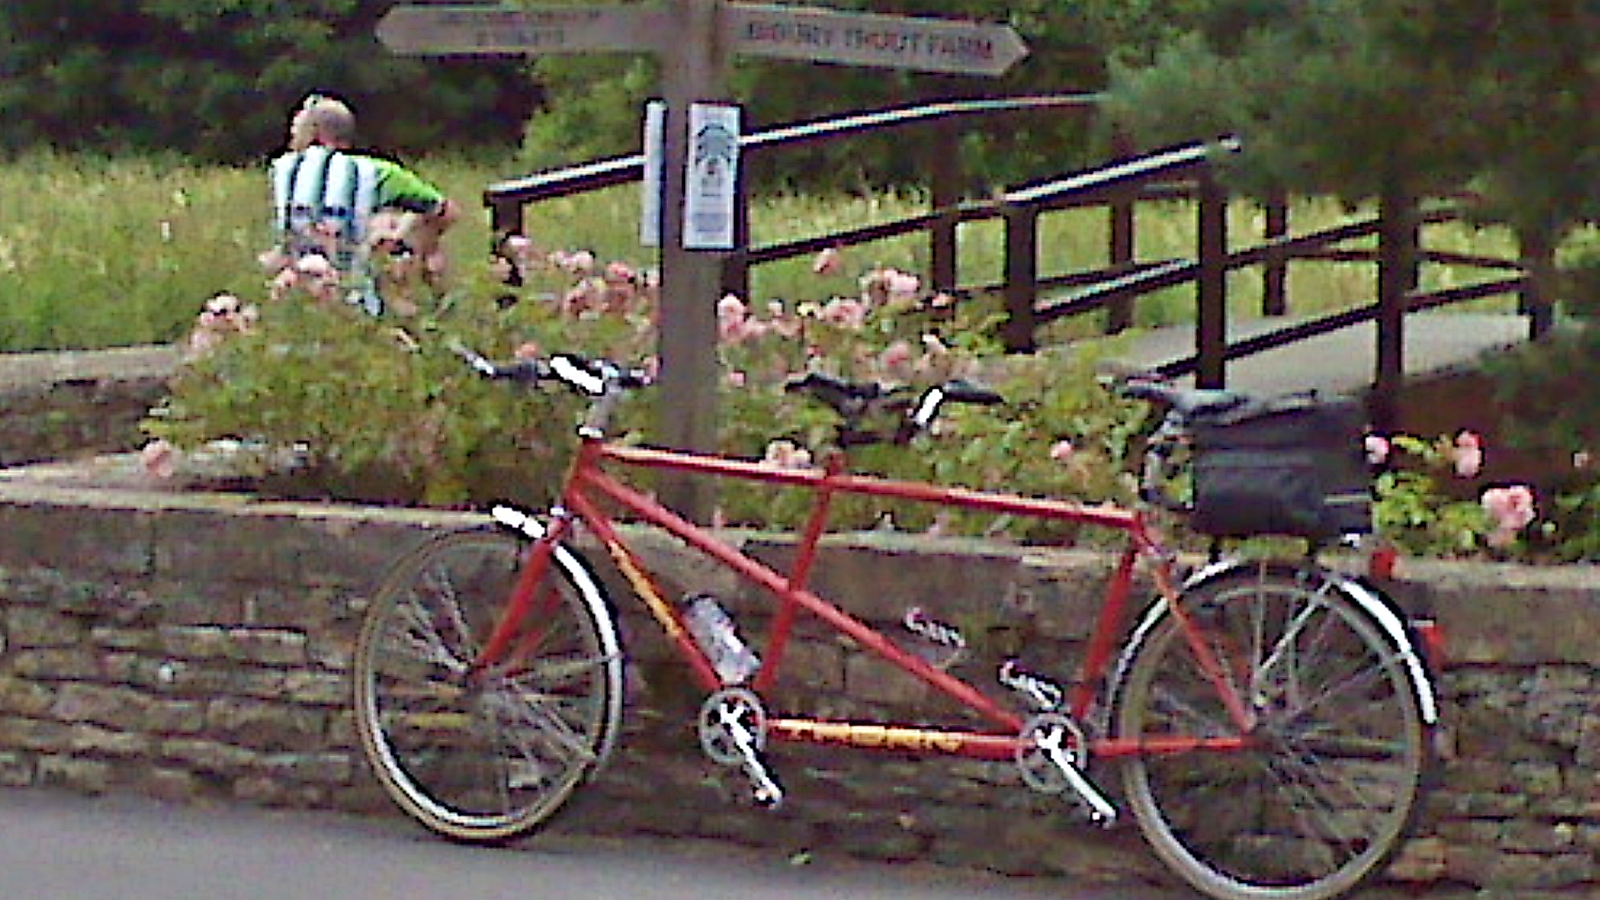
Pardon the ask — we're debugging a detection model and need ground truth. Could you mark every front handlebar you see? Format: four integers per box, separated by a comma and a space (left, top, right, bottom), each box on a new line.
449, 341, 652, 395
783, 372, 1004, 446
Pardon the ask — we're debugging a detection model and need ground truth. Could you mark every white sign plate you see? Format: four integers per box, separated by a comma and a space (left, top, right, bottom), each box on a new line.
376, 4, 665, 56
725, 3, 1028, 75
682, 103, 742, 250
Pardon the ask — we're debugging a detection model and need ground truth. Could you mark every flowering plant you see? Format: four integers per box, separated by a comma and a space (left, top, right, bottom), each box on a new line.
149, 237, 1144, 539
1369, 429, 1546, 557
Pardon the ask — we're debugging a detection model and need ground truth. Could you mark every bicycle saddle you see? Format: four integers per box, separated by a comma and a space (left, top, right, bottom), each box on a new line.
1116, 377, 1250, 418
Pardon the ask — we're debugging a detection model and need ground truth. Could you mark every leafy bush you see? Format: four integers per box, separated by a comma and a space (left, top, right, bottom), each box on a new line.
147, 234, 1568, 561
1370, 430, 1545, 560
147, 238, 1150, 544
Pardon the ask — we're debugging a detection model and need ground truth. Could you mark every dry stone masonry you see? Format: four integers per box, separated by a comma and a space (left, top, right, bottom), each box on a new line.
0, 473, 1596, 896
1, 349, 1598, 896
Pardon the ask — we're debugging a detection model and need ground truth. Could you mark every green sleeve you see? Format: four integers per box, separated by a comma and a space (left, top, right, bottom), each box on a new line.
369, 157, 445, 214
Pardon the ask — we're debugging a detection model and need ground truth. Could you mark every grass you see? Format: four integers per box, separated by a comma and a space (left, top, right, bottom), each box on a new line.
0, 151, 1527, 353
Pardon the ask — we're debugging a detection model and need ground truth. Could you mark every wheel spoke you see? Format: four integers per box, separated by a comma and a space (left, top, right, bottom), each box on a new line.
354, 529, 621, 843
1117, 570, 1429, 900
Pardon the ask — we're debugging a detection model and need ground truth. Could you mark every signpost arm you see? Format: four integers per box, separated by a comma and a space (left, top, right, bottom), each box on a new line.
657, 0, 731, 522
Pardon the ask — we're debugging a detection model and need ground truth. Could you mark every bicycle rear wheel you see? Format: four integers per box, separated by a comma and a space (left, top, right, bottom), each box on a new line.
1114, 566, 1431, 900
354, 527, 622, 842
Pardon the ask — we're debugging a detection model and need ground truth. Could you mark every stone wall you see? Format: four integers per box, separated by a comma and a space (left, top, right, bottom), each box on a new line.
0, 473, 1597, 896
0, 346, 176, 467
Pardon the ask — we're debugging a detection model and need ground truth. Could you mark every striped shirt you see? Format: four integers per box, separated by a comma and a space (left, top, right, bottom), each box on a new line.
270, 147, 446, 314
271, 146, 380, 266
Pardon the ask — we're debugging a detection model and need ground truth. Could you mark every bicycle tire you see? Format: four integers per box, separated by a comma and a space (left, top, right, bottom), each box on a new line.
1113, 565, 1432, 900
354, 526, 623, 843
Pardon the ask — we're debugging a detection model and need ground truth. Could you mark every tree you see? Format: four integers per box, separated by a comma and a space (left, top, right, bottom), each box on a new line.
1101, 0, 1600, 242
0, 0, 537, 161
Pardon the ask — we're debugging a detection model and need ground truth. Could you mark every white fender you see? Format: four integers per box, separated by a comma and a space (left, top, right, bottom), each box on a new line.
1115, 559, 1439, 725
488, 503, 624, 765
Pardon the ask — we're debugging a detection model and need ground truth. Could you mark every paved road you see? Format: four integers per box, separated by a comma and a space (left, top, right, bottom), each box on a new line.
0, 789, 1179, 900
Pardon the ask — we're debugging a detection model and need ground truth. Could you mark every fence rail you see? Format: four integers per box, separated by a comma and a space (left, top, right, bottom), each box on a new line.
483, 95, 1546, 429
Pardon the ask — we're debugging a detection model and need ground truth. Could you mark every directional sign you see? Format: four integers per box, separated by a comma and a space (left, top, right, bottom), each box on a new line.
376, 4, 666, 56
725, 3, 1027, 76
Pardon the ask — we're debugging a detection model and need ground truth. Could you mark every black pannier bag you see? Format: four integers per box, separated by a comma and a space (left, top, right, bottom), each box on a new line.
1188, 393, 1372, 539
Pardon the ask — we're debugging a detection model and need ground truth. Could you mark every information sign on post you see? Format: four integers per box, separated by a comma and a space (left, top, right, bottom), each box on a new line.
379, 1, 1028, 519
682, 103, 742, 250
376, 4, 666, 55
640, 100, 667, 247
725, 3, 1028, 75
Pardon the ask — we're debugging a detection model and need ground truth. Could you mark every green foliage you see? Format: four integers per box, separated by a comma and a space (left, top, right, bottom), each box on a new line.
0, 0, 536, 161
1103, 0, 1600, 243
1374, 435, 1496, 558
149, 226, 1151, 540
147, 279, 617, 508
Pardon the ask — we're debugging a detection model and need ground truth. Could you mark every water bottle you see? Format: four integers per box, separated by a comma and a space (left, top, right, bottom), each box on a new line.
683, 594, 761, 684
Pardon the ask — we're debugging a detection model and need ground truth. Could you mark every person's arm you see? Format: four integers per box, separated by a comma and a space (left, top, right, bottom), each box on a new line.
369, 157, 450, 219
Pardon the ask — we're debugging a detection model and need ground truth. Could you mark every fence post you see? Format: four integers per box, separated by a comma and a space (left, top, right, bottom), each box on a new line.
1373, 180, 1418, 433
1107, 189, 1135, 334
1518, 225, 1555, 339
720, 196, 751, 300
1263, 189, 1288, 317
1106, 133, 1136, 333
929, 119, 961, 295
1196, 171, 1228, 389
1002, 206, 1039, 353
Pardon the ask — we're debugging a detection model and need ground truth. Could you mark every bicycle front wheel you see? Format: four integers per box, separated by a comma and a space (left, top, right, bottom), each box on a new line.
1114, 566, 1432, 900
354, 527, 623, 843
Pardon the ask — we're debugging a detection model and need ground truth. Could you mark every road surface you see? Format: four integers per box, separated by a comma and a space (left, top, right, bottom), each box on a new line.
0, 788, 1182, 900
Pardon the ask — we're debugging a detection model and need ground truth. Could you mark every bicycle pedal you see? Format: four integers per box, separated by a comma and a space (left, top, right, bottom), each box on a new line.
999, 659, 1064, 711
903, 607, 967, 669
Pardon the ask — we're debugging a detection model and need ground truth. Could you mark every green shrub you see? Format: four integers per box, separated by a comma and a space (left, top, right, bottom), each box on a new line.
147, 240, 1150, 543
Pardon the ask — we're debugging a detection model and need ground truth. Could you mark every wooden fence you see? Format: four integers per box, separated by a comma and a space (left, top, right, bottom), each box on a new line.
483, 94, 1548, 430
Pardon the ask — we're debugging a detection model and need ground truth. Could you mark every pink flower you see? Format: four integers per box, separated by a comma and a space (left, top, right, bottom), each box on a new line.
1365, 434, 1391, 465
1482, 485, 1536, 531
760, 439, 814, 471
818, 298, 867, 329
1452, 431, 1483, 478
718, 295, 760, 343
140, 440, 179, 480
859, 267, 921, 307
502, 234, 535, 262
885, 269, 920, 302
295, 253, 333, 278
1049, 440, 1076, 463
726, 370, 747, 387
717, 294, 747, 322
878, 340, 914, 375
550, 249, 595, 274
812, 247, 844, 276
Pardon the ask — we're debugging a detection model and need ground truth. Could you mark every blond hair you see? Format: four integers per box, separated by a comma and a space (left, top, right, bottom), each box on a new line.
290, 94, 358, 150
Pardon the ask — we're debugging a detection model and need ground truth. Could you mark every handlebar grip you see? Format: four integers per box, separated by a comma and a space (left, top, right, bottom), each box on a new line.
941, 380, 1004, 406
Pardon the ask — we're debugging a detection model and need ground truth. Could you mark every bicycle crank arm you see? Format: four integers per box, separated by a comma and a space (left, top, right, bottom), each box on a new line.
720, 708, 784, 809
740, 748, 785, 809
1035, 728, 1117, 826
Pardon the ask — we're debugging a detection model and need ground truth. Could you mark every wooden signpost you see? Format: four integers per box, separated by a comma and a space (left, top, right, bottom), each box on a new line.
378, 0, 1028, 518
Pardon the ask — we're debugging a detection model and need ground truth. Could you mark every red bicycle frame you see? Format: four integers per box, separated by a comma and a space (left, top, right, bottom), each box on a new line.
480, 430, 1255, 765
